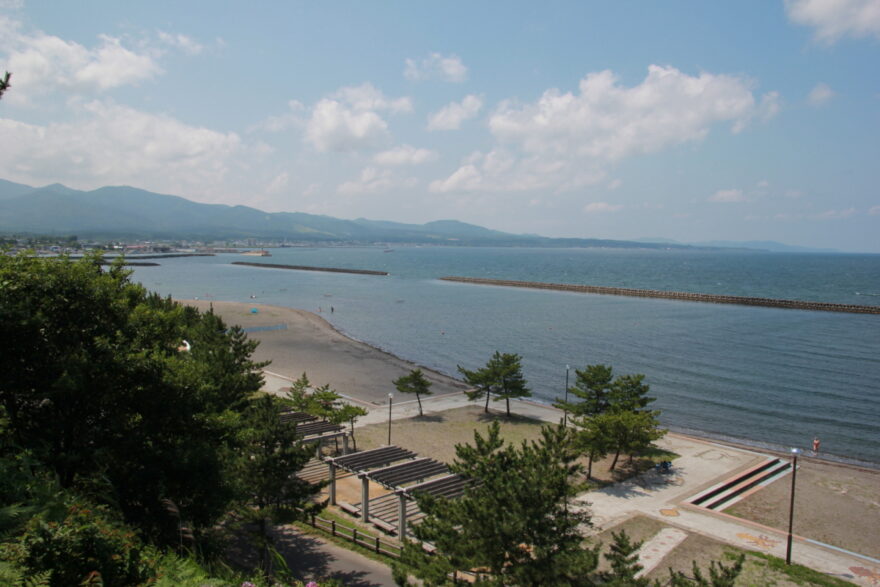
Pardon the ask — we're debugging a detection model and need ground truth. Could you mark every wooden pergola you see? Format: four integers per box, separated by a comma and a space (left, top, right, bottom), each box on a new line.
279, 410, 350, 456
325, 446, 468, 537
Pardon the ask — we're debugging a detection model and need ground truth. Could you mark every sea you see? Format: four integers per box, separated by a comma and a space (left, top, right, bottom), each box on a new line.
128, 246, 880, 468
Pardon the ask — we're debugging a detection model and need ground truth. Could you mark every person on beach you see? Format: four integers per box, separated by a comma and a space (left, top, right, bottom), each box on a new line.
813, 436, 820, 455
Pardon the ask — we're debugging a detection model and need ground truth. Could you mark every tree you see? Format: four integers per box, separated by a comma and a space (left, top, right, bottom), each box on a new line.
604, 410, 665, 471
402, 422, 598, 585
664, 554, 745, 586
599, 531, 650, 586
0, 72, 10, 100
393, 368, 433, 416
574, 413, 614, 480
458, 351, 531, 417
237, 394, 323, 580
285, 374, 367, 450
0, 253, 266, 545
554, 364, 615, 418
609, 373, 655, 413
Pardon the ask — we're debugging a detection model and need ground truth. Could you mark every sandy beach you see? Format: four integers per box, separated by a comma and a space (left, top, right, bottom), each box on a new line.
183, 300, 468, 405
184, 299, 880, 571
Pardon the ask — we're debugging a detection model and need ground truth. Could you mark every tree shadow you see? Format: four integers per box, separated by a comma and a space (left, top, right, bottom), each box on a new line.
271, 527, 386, 587
412, 413, 444, 423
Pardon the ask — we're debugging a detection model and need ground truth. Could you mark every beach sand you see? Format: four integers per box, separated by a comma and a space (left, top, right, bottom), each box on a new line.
183, 300, 468, 405
184, 299, 880, 561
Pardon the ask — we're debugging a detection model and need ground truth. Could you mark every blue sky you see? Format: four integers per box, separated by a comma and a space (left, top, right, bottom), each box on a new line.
1, 1, 878, 252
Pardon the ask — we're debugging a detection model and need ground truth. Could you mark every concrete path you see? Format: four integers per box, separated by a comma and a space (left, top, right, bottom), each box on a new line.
273, 525, 395, 587
635, 528, 689, 578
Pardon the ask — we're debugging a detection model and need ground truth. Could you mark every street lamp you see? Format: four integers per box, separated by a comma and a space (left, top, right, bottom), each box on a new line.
786, 447, 801, 565
387, 392, 393, 445
563, 365, 571, 427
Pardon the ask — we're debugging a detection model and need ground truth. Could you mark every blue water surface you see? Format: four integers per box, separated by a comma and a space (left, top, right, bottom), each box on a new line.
130, 247, 880, 466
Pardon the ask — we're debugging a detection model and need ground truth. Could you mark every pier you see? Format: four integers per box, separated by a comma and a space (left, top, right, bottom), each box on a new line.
438, 276, 880, 315
232, 261, 388, 276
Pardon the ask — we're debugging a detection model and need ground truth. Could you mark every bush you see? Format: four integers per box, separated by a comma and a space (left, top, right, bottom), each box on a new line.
18, 500, 154, 586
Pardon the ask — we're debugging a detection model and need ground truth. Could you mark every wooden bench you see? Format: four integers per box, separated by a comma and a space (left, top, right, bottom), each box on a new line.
371, 517, 397, 535
337, 501, 360, 516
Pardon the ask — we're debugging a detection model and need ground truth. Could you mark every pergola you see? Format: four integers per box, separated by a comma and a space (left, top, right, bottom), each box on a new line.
325, 446, 468, 537
279, 410, 350, 456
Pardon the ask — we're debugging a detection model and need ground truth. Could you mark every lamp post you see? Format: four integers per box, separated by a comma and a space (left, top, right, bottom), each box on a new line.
387, 392, 393, 445
563, 365, 571, 427
786, 447, 801, 565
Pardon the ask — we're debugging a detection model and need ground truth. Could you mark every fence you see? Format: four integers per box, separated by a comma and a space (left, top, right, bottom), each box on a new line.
305, 512, 402, 559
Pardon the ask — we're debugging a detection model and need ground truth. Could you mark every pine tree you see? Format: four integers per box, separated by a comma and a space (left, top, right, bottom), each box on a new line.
393, 368, 433, 416
458, 351, 531, 417
600, 531, 650, 586
403, 422, 597, 585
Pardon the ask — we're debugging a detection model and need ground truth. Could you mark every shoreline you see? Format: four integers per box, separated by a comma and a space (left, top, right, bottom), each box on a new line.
180, 299, 879, 472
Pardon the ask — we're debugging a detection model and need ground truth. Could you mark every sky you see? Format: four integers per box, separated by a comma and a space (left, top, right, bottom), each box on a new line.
0, 1, 878, 252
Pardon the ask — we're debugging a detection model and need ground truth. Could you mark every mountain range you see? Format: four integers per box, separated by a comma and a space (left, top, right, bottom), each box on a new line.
0, 179, 825, 252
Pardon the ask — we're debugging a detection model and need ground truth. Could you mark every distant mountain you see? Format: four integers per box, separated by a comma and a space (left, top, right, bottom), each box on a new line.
637, 237, 838, 254
0, 179, 695, 249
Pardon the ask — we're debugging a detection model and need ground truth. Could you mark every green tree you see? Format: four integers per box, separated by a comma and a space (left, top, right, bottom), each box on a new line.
0, 72, 10, 100
237, 394, 323, 580
609, 373, 655, 413
574, 413, 614, 480
402, 422, 597, 585
664, 554, 745, 586
393, 368, 433, 416
554, 364, 615, 418
605, 410, 665, 471
458, 351, 531, 417
285, 374, 367, 450
599, 531, 650, 586
0, 253, 266, 545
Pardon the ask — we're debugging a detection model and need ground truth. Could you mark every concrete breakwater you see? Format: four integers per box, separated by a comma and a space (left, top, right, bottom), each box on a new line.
232, 261, 388, 276
439, 276, 880, 315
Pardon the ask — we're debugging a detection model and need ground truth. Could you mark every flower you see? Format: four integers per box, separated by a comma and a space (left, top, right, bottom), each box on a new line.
306, 582, 319, 587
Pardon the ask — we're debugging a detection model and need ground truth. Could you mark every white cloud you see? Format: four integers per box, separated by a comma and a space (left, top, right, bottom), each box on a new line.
709, 188, 747, 202
583, 202, 623, 214
817, 207, 857, 219
157, 31, 204, 55
337, 166, 417, 195
785, 0, 880, 42
404, 52, 467, 82
0, 17, 162, 104
266, 172, 289, 194
0, 100, 242, 195
373, 145, 437, 166
869, 205, 880, 215
427, 94, 483, 130
304, 83, 410, 152
431, 65, 774, 193
808, 82, 835, 106
608, 178, 623, 190
251, 100, 306, 133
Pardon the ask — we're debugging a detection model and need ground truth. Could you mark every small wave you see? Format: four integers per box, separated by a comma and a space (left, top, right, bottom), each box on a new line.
855, 291, 880, 297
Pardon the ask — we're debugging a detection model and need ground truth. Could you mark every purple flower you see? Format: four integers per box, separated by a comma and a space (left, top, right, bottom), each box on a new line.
306, 582, 319, 587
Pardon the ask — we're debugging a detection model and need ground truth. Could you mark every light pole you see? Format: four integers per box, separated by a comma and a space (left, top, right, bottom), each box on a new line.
563, 365, 571, 427
387, 392, 393, 445
786, 447, 801, 565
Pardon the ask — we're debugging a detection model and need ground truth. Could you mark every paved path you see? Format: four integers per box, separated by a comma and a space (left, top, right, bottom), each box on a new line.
272, 525, 395, 587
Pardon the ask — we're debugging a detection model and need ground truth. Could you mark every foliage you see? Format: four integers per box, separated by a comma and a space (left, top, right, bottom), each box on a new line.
555, 364, 615, 418
664, 553, 745, 586
0, 253, 268, 545
14, 499, 154, 587
285, 373, 367, 448
402, 422, 597, 585
237, 394, 324, 579
0, 72, 10, 100
457, 351, 531, 416
393, 368, 433, 416
599, 531, 650, 586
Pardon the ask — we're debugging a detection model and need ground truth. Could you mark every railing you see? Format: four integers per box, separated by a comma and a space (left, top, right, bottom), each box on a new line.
305, 512, 402, 559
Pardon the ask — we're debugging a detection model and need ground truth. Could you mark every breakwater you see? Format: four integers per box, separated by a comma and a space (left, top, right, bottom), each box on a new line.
439, 276, 880, 315
232, 261, 388, 276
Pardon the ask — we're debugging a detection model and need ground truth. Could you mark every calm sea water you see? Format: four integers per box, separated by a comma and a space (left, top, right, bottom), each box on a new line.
130, 247, 880, 467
